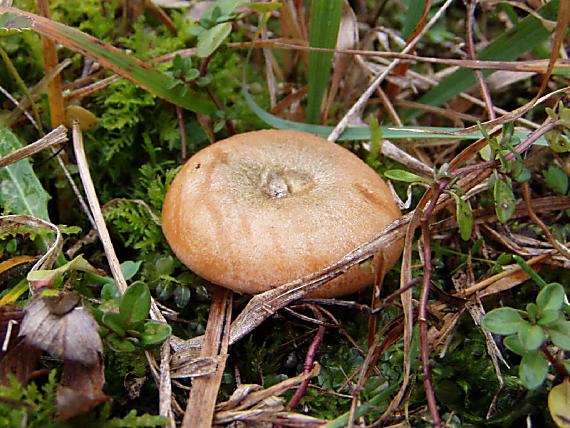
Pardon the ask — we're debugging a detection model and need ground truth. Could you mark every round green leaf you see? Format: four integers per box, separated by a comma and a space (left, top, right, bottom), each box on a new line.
504, 334, 526, 356
536, 283, 565, 312
547, 321, 570, 351
518, 323, 545, 351
140, 321, 172, 347
174, 285, 191, 308
482, 307, 526, 335
120, 282, 151, 326
537, 309, 562, 327
519, 351, 548, 389
197, 22, 232, 58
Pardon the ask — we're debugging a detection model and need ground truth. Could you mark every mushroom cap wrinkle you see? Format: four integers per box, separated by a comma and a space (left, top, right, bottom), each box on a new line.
162, 130, 402, 298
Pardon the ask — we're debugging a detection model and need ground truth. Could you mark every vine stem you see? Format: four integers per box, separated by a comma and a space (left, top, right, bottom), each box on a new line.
419, 183, 446, 428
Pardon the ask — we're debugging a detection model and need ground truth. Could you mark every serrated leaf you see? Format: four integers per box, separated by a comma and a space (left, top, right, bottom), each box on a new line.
197, 22, 232, 58
537, 283, 565, 312
519, 351, 548, 389
548, 321, 570, 351
384, 169, 429, 183
544, 165, 569, 195
0, 128, 50, 221
549, 379, 570, 428
518, 323, 545, 351
119, 282, 151, 326
139, 321, 172, 347
482, 307, 526, 335
494, 177, 516, 223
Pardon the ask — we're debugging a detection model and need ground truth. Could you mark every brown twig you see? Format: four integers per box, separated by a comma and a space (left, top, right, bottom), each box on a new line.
175, 106, 187, 161
465, 0, 496, 121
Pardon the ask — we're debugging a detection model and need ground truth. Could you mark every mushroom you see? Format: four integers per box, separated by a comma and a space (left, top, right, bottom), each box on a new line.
162, 130, 402, 298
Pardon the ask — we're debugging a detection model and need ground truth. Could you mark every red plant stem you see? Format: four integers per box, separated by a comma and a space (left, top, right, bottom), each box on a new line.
287, 325, 326, 410
175, 106, 187, 161
419, 184, 445, 428
541, 344, 570, 378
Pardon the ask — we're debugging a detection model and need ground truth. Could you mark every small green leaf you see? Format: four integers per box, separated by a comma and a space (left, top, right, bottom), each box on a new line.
102, 312, 126, 337
537, 283, 565, 312
548, 131, 570, 153
544, 165, 569, 195
537, 309, 562, 327
519, 351, 548, 389
174, 286, 191, 308
526, 302, 538, 323
494, 177, 516, 223
197, 22, 232, 58
518, 323, 545, 351
547, 321, 570, 351
27, 255, 100, 288
139, 321, 172, 347
101, 281, 121, 300
453, 195, 473, 241
119, 282, 151, 326
384, 169, 430, 183
504, 334, 526, 356
482, 307, 526, 335
107, 335, 136, 353
121, 260, 142, 281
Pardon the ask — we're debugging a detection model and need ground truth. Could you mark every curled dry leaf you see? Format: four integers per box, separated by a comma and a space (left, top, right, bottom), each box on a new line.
57, 359, 108, 422
19, 293, 102, 366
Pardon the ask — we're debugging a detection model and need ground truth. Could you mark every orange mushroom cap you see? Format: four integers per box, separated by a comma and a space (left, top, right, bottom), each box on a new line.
162, 130, 402, 298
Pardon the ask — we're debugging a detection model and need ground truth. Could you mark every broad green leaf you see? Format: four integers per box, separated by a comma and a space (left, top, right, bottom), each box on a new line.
494, 177, 516, 223
119, 282, 151, 326
102, 312, 127, 336
27, 255, 100, 288
519, 351, 548, 389
0, 128, 50, 220
404, 0, 560, 120
518, 323, 545, 351
384, 169, 429, 183
549, 379, 570, 428
0, 7, 215, 114
504, 334, 526, 356
537, 283, 565, 312
482, 307, 526, 335
537, 309, 562, 327
139, 321, 172, 347
197, 22, 232, 58
544, 165, 569, 195
121, 260, 142, 281
548, 321, 570, 351
306, 0, 343, 123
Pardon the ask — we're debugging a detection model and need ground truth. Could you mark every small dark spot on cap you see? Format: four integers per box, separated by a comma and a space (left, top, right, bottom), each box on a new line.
195, 163, 201, 170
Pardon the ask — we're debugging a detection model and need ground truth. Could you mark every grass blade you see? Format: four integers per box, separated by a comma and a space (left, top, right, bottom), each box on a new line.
0, 6, 215, 115
405, 0, 559, 120
306, 0, 343, 123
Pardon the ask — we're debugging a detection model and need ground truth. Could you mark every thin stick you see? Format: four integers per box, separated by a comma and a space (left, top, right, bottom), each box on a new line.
0, 126, 67, 168
72, 122, 128, 294
327, 0, 453, 141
